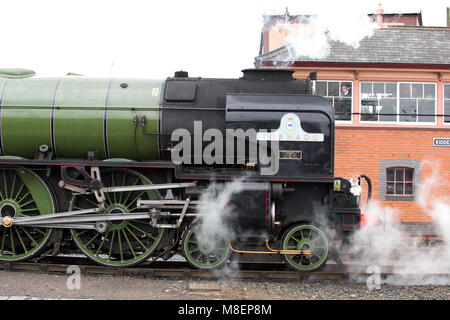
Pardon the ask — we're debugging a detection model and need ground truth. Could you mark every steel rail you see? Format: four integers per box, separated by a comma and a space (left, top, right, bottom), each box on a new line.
1, 258, 448, 281
0, 258, 344, 280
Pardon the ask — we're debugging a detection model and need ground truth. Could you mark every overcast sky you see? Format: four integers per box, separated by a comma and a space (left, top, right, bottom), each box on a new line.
0, 0, 448, 79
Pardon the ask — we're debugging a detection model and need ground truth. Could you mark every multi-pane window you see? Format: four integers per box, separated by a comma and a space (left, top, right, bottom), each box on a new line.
316, 81, 352, 121
361, 82, 397, 122
360, 82, 436, 123
445, 84, 450, 123
386, 167, 414, 196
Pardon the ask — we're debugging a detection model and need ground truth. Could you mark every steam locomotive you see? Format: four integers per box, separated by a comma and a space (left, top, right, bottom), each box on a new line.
0, 68, 368, 271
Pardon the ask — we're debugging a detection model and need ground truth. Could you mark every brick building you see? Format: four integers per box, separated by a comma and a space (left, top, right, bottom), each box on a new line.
255, 9, 450, 236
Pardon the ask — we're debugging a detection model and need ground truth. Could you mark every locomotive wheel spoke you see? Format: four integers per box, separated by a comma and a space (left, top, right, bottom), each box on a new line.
95, 231, 110, 256
291, 236, 301, 244
282, 224, 329, 272
22, 228, 38, 246
129, 219, 150, 226
108, 230, 116, 260
123, 229, 137, 258
128, 222, 158, 241
122, 177, 139, 205
9, 228, 15, 255
70, 168, 164, 267
85, 233, 101, 247
125, 226, 148, 251
12, 186, 25, 201
0, 168, 54, 262
1, 229, 6, 254
118, 173, 127, 204
182, 224, 230, 270
80, 196, 98, 207
33, 227, 48, 236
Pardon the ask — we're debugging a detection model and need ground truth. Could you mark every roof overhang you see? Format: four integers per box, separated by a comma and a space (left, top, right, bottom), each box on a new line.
256, 60, 450, 72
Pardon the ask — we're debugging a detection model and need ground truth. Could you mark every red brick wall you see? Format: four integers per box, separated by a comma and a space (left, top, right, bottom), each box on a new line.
335, 126, 450, 223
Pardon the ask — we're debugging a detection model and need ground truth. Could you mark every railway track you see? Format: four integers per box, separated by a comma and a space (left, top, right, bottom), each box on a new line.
1, 256, 448, 281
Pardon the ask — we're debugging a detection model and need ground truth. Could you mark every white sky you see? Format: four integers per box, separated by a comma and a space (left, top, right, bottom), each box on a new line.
0, 0, 448, 79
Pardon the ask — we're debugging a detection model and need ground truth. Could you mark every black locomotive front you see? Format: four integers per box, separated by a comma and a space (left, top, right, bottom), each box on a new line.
157, 69, 362, 270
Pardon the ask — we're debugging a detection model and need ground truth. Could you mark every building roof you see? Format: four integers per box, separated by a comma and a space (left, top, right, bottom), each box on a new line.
256, 26, 450, 68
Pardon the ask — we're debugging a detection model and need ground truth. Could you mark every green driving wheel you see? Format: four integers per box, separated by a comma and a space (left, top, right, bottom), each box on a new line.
182, 223, 231, 269
282, 224, 329, 271
0, 168, 55, 261
70, 168, 164, 267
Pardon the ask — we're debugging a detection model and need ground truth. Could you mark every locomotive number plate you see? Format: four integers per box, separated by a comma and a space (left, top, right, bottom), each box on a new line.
279, 150, 302, 160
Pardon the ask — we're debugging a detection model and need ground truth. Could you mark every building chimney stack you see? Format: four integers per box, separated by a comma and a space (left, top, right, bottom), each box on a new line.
447, 7, 450, 27
376, 3, 384, 27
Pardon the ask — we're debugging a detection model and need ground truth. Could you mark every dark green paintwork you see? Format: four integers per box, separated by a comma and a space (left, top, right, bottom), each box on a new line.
53, 78, 109, 159
1, 78, 56, 158
0, 69, 35, 79
0, 76, 162, 160
106, 79, 160, 161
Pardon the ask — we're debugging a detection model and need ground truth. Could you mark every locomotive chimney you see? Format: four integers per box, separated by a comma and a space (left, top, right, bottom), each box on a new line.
241, 68, 294, 81
174, 70, 189, 78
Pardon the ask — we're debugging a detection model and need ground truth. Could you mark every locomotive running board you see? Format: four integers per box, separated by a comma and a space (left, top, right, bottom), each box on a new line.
136, 199, 200, 207
101, 182, 197, 193
58, 181, 197, 194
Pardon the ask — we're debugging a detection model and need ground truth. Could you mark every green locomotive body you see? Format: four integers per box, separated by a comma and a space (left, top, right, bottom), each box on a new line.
0, 71, 161, 160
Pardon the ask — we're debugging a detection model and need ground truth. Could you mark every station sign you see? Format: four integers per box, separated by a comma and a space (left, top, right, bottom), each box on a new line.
433, 138, 450, 147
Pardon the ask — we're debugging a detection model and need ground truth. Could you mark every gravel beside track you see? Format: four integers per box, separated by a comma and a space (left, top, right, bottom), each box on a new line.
0, 270, 448, 300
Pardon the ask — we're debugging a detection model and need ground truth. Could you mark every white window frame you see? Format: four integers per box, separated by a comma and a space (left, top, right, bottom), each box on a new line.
359, 81, 437, 125
316, 80, 353, 123
444, 83, 450, 125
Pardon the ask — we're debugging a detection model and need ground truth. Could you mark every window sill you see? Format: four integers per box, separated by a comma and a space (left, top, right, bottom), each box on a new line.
385, 195, 414, 201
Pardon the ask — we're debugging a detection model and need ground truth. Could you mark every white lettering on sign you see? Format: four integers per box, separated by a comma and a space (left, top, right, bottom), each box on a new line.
256, 113, 324, 142
433, 138, 450, 147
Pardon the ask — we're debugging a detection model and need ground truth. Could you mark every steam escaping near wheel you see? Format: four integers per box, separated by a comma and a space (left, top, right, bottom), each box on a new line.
195, 180, 245, 248
181, 180, 245, 270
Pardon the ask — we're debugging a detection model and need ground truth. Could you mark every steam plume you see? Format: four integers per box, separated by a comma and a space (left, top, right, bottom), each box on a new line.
266, 4, 378, 61
349, 161, 450, 285
195, 180, 244, 246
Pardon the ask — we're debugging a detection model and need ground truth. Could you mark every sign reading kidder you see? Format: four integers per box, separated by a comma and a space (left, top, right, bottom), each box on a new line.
256, 113, 324, 142
433, 138, 450, 147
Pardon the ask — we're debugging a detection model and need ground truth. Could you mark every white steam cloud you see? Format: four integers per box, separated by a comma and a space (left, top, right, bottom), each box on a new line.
349, 161, 450, 285
267, 4, 378, 61
195, 180, 244, 246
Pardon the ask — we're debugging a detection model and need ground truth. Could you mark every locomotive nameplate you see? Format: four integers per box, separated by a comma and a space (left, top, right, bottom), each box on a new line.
256, 113, 324, 142
279, 150, 302, 160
